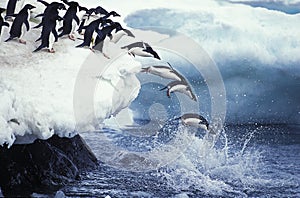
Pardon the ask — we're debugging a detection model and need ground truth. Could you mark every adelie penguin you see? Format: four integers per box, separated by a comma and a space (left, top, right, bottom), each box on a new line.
5, 4, 35, 44
58, 0, 83, 41
141, 63, 186, 82
0, 8, 10, 37
121, 41, 161, 60
160, 80, 197, 102
33, 6, 64, 53
175, 113, 209, 131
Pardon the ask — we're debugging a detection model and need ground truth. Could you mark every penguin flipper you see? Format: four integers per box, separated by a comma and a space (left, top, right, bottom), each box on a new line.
37, 0, 49, 6
33, 22, 43, 29
123, 29, 135, 38
74, 16, 80, 25
5, 37, 13, 42
24, 21, 30, 31
35, 36, 42, 42
159, 86, 168, 91
52, 29, 59, 42
3, 22, 9, 27
35, 13, 44, 18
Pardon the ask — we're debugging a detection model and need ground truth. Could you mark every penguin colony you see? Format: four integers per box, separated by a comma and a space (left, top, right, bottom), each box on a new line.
1, 0, 211, 133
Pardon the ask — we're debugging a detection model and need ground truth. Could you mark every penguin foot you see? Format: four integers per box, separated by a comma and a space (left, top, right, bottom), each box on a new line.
89, 48, 95, 53
48, 48, 55, 53
68, 34, 75, 41
19, 39, 26, 44
103, 53, 110, 59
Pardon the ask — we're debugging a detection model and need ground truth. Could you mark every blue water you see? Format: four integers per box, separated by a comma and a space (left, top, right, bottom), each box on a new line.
61, 124, 300, 197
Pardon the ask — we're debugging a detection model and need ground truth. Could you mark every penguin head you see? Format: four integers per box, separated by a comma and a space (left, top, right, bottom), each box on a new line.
199, 118, 209, 131
24, 4, 36, 10
109, 11, 121, 17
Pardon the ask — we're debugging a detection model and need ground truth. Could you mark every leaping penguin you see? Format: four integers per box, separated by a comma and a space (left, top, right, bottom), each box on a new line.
5, 4, 36, 44
141, 63, 186, 82
160, 80, 197, 101
121, 41, 161, 60
0, 8, 10, 36
175, 113, 209, 131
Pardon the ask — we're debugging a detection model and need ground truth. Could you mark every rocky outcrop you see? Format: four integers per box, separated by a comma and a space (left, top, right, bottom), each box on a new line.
0, 135, 98, 197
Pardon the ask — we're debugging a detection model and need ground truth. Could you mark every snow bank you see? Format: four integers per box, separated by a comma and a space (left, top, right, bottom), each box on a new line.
0, 22, 147, 147
124, 1, 300, 124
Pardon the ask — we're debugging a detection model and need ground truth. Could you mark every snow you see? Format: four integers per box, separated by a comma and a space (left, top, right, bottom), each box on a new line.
0, 0, 299, 146
0, 16, 149, 147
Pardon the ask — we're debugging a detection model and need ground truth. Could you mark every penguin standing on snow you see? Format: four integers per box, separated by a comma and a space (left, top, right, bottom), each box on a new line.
5, 4, 35, 44
34, 4, 64, 53
58, 0, 84, 40
0, 8, 10, 37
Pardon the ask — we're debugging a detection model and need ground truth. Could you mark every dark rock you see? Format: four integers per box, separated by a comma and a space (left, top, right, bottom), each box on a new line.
0, 135, 98, 197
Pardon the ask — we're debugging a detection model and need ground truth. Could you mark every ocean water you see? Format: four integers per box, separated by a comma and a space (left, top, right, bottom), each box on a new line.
61, 124, 300, 198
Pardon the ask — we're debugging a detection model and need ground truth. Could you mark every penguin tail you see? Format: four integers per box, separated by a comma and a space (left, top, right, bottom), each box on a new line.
159, 86, 168, 91
76, 43, 85, 48
35, 37, 41, 42
140, 68, 149, 73
33, 47, 42, 52
5, 37, 12, 42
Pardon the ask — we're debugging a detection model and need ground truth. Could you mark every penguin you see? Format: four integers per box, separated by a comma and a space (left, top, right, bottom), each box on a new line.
58, 0, 82, 40
160, 81, 197, 101
0, 8, 10, 36
33, 13, 63, 53
5, 4, 36, 44
175, 113, 209, 131
121, 41, 161, 60
141, 63, 186, 82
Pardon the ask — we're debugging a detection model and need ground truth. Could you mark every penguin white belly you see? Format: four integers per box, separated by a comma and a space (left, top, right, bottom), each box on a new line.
20, 22, 28, 40
48, 32, 55, 50
170, 84, 187, 94
183, 118, 201, 126
110, 31, 126, 43
129, 47, 152, 58
151, 68, 182, 81
71, 20, 77, 34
